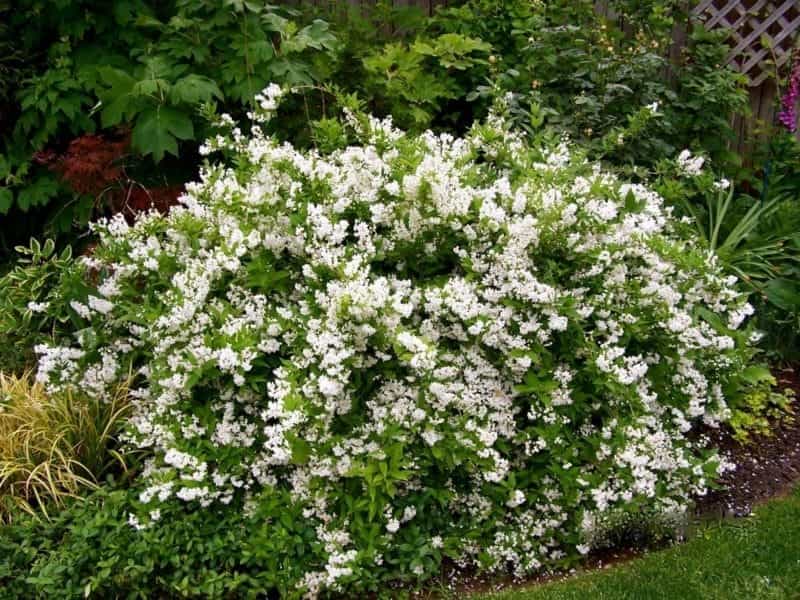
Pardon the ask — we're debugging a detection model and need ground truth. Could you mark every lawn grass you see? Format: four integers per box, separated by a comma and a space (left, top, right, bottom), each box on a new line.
477, 488, 800, 600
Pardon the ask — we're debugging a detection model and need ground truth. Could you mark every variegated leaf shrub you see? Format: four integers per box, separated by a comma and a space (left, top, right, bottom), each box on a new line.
34, 88, 759, 597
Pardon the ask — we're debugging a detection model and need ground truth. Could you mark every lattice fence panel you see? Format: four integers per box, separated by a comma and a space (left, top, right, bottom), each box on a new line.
694, 0, 800, 86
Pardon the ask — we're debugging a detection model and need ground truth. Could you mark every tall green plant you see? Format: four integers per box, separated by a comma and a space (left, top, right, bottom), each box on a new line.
686, 186, 797, 286
1, 1, 339, 250
0, 238, 83, 373
679, 172, 800, 359
0, 373, 131, 523
436, 0, 749, 171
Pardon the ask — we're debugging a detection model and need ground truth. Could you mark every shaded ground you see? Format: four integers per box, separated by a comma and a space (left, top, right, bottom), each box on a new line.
696, 365, 800, 519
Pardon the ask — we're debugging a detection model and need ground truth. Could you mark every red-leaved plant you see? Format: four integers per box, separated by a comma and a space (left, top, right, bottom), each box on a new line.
34, 131, 182, 219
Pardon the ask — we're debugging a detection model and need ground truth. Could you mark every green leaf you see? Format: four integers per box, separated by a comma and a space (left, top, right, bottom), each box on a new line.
16, 176, 59, 212
740, 365, 775, 386
261, 12, 289, 34
134, 14, 165, 28
764, 278, 800, 312
97, 67, 138, 127
269, 59, 313, 85
169, 75, 223, 105
283, 20, 337, 54
132, 107, 194, 162
0, 187, 12, 214
248, 39, 275, 63
288, 435, 311, 465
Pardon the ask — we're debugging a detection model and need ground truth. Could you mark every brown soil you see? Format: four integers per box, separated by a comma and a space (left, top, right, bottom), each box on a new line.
695, 365, 800, 519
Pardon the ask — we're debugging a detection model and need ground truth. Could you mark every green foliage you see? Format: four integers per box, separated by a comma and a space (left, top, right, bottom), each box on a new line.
723, 364, 794, 442
728, 385, 794, 443
0, 373, 131, 524
436, 0, 749, 171
23, 92, 772, 595
0, 488, 324, 598
1, 1, 340, 247
662, 131, 800, 360
362, 33, 490, 128
1, 0, 756, 258
0, 238, 82, 373
684, 185, 800, 290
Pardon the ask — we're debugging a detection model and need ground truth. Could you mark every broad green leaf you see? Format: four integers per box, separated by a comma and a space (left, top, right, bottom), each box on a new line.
740, 365, 775, 386
261, 12, 289, 33
97, 67, 138, 126
288, 436, 311, 465
0, 187, 12, 214
132, 107, 194, 162
269, 59, 313, 85
248, 39, 275, 63
169, 75, 223, 105
134, 14, 165, 28
283, 20, 337, 54
132, 78, 171, 98
764, 278, 800, 312
16, 176, 59, 212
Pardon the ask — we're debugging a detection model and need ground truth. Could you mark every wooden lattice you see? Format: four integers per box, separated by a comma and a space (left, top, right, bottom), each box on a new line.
694, 0, 800, 86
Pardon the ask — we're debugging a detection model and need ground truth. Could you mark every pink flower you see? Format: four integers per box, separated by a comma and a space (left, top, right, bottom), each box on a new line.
778, 51, 800, 133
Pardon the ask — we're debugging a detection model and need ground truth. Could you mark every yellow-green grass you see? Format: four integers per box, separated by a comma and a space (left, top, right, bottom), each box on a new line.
0, 372, 130, 522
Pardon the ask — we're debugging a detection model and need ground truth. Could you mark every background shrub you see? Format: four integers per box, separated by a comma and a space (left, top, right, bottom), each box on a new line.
0, 238, 83, 373
0, 0, 752, 255
0, 1, 339, 251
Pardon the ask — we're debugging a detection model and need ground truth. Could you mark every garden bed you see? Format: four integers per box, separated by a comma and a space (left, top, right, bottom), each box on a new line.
696, 365, 800, 519
2, 3, 799, 597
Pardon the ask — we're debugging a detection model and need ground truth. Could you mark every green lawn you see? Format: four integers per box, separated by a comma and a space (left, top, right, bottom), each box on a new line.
478, 489, 800, 600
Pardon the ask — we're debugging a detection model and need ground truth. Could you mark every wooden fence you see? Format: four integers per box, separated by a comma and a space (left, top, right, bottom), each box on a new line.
599, 0, 800, 156
290, 0, 800, 155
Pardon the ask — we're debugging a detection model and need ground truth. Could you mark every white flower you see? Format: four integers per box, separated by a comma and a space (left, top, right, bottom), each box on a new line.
27, 301, 49, 313
548, 314, 568, 332
677, 149, 705, 176
402, 506, 417, 522
69, 300, 91, 319
128, 513, 144, 530
88, 295, 114, 315
506, 490, 526, 508
713, 178, 730, 191
318, 375, 344, 397
38, 87, 754, 593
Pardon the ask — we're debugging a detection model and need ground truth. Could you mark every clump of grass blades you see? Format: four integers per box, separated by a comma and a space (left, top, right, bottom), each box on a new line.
0, 372, 130, 522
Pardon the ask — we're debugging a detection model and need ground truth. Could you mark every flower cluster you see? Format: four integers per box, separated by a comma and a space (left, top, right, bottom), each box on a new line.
676, 149, 705, 177
778, 50, 800, 133
36, 89, 758, 596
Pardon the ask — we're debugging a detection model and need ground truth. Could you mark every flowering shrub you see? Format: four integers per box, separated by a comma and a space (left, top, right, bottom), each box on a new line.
35, 89, 762, 596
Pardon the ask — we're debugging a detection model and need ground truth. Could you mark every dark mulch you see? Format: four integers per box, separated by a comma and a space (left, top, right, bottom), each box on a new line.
694, 365, 800, 519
